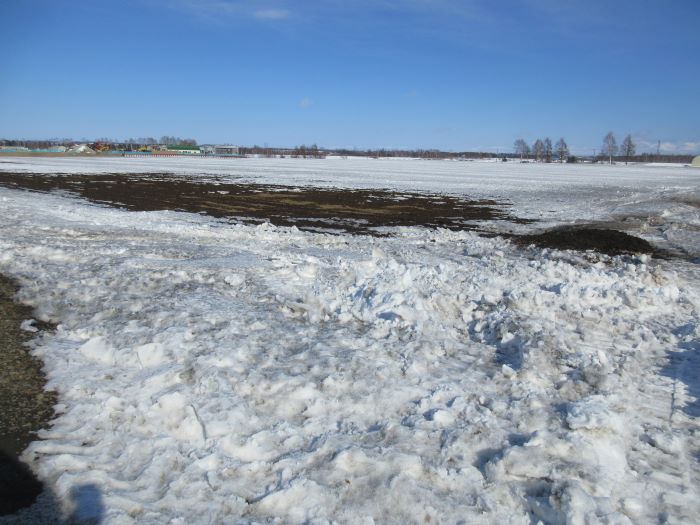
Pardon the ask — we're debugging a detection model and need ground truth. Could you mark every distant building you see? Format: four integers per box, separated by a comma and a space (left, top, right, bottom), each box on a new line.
201, 145, 239, 156
692, 155, 700, 167
216, 145, 239, 155
200, 145, 215, 155
166, 145, 201, 155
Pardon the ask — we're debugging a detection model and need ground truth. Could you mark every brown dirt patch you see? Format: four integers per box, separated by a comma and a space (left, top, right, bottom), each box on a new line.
0, 172, 528, 234
0, 172, 667, 257
0, 275, 56, 515
515, 227, 659, 256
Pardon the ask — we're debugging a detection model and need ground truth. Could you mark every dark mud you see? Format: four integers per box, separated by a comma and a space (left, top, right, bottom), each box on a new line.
515, 227, 659, 256
0, 172, 529, 234
0, 275, 56, 515
0, 450, 44, 517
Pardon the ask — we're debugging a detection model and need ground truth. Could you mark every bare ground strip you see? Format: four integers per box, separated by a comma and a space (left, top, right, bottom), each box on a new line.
0, 171, 661, 256
0, 275, 56, 515
0, 172, 524, 234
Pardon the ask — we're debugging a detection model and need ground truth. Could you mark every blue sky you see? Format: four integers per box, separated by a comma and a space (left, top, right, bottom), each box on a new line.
2, 0, 699, 154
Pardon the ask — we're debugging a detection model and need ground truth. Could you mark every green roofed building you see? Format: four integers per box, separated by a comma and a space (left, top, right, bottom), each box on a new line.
166, 145, 201, 155
692, 155, 700, 167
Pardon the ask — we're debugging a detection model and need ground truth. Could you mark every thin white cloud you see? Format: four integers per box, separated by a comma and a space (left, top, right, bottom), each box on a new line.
167, 1, 291, 22
299, 97, 313, 109
665, 141, 700, 154
636, 139, 700, 155
682, 142, 700, 154
254, 8, 290, 20
659, 142, 678, 153
172, 0, 239, 16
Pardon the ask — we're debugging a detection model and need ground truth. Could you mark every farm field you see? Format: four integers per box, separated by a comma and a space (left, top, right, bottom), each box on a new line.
0, 156, 699, 523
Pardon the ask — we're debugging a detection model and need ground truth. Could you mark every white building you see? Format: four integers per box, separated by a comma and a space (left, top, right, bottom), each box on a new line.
201, 145, 239, 155
216, 145, 239, 155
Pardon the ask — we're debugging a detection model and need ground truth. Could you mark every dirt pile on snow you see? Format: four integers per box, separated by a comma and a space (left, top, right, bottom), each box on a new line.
516, 227, 658, 256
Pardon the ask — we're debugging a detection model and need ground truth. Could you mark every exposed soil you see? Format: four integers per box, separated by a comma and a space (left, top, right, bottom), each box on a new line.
0, 171, 664, 257
0, 275, 56, 515
0, 450, 44, 517
515, 227, 659, 256
0, 172, 528, 234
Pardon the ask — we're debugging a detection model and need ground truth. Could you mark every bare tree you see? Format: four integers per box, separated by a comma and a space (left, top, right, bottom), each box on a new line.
532, 139, 545, 162
621, 134, 635, 164
602, 132, 618, 164
513, 139, 530, 160
554, 138, 569, 162
543, 137, 553, 163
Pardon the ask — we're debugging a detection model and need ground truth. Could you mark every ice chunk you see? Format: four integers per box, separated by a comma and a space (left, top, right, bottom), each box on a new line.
78, 336, 116, 365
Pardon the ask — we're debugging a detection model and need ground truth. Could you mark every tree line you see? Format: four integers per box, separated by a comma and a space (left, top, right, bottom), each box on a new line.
103, 137, 198, 146
1, 138, 79, 149
0, 137, 197, 148
2, 136, 695, 163
513, 133, 641, 164
600, 132, 635, 164
514, 137, 571, 162
239, 144, 327, 158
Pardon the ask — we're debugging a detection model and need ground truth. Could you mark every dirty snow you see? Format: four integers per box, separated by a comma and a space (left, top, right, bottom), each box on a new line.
0, 157, 699, 524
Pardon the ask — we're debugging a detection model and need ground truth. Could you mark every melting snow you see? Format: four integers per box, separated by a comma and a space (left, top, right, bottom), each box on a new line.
0, 158, 699, 524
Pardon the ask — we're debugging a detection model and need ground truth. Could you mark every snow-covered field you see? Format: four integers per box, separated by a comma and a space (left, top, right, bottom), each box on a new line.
1, 157, 699, 524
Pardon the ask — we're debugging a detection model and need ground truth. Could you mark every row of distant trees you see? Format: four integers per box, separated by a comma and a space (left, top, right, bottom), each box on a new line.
514, 133, 638, 164
98, 136, 198, 146
238, 144, 325, 158
601, 132, 635, 164
334, 148, 485, 159
239, 146, 501, 160
514, 138, 570, 162
1, 137, 693, 163
1, 138, 77, 149
291, 144, 325, 158
0, 137, 198, 148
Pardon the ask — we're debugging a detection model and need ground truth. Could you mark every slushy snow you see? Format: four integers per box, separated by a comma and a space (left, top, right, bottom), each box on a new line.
0, 157, 698, 524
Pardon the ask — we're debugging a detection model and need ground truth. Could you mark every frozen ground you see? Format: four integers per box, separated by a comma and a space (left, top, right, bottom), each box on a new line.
2, 155, 699, 255
0, 157, 699, 523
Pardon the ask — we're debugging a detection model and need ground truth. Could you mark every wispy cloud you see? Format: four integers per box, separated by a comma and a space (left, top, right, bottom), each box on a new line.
682, 142, 700, 154
637, 139, 700, 155
171, 0, 238, 16
661, 141, 700, 154
299, 97, 313, 109
166, 1, 292, 22
254, 8, 290, 20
